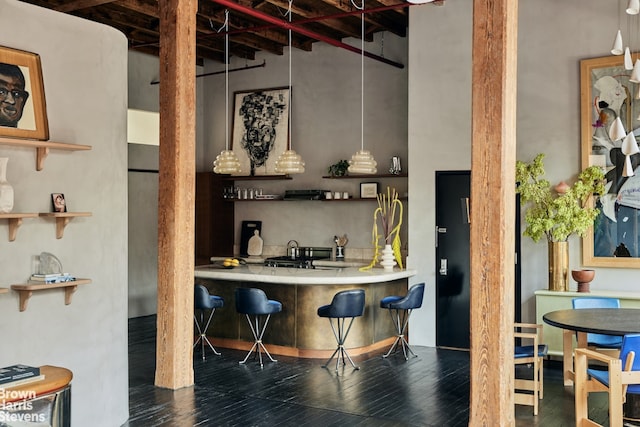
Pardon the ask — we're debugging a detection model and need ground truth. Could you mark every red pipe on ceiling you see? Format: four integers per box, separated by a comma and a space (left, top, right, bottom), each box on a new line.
209, 0, 405, 69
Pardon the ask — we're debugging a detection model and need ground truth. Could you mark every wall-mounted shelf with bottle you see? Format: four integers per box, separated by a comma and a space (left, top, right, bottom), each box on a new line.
0, 137, 92, 171
0, 213, 38, 241
39, 212, 92, 239
11, 279, 92, 311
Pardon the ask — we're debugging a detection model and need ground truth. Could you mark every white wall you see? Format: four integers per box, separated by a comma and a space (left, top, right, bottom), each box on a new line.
0, 2, 129, 425
202, 33, 409, 251
408, 0, 634, 346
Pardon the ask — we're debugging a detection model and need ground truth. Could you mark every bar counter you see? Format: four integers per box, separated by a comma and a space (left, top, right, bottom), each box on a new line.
194, 264, 417, 358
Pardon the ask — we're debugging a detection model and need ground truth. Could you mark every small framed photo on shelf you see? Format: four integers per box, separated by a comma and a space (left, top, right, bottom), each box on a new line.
51, 193, 66, 212
360, 182, 379, 199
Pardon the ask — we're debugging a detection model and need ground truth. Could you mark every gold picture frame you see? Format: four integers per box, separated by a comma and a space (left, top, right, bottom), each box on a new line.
0, 46, 49, 140
581, 54, 640, 267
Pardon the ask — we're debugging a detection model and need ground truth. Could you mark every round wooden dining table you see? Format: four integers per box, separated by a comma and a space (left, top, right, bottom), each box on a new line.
543, 308, 640, 336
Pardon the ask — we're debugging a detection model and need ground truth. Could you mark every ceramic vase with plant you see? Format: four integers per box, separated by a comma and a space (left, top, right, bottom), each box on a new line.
361, 187, 404, 271
515, 154, 605, 291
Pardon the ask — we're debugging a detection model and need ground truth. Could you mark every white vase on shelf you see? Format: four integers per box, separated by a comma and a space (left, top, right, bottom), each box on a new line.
380, 244, 396, 272
0, 157, 14, 214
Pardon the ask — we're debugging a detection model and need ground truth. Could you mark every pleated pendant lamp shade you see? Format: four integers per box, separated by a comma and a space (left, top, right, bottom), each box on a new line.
213, 11, 241, 175
274, 3, 304, 174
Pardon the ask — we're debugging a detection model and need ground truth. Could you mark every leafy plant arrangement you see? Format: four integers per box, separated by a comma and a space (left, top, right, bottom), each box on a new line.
515, 153, 605, 243
327, 160, 349, 177
361, 187, 404, 270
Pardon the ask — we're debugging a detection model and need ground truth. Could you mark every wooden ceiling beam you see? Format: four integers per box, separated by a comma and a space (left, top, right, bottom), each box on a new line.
54, 0, 116, 13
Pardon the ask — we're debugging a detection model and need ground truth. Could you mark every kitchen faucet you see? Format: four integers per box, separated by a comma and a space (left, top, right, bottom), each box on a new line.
287, 240, 299, 259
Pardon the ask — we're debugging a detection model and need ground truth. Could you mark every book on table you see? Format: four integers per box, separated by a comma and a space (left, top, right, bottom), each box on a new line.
0, 365, 42, 387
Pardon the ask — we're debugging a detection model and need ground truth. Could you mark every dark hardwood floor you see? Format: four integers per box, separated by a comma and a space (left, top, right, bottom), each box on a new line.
124, 315, 610, 427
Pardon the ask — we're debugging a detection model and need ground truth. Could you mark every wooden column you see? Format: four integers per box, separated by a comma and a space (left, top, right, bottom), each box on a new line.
469, 0, 518, 425
155, 0, 197, 390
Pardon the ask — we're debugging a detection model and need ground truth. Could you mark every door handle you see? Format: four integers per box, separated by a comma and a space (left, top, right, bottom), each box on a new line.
435, 226, 447, 248
439, 258, 447, 275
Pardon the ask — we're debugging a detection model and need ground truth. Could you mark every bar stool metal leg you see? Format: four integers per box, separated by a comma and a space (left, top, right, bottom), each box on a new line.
323, 317, 359, 371
240, 313, 277, 367
193, 308, 220, 360
382, 308, 417, 360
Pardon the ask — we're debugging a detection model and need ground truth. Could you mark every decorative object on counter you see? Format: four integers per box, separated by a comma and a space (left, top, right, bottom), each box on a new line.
247, 229, 264, 256
361, 187, 404, 271
571, 269, 595, 293
240, 221, 262, 256
516, 153, 605, 291
360, 182, 379, 199
273, 1, 305, 175
327, 160, 349, 177
347, 0, 377, 175
0, 157, 13, 213
389, 156, 402, 175
334, 234, 348, 259
213, 11, 242, 174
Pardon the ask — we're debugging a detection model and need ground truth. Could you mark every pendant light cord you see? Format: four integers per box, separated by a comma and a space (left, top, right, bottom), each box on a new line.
351, 0, 365, 151
288, 0, 293, 151
216, 11, 230, 151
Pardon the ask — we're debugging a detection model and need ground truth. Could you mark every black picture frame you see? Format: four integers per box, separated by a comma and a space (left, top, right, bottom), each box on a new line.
51, 193, 66, 212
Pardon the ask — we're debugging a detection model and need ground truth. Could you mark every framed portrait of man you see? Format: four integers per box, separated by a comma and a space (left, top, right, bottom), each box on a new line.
0, 46, 49, 140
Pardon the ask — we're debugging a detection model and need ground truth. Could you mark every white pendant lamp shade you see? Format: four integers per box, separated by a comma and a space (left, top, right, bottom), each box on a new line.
213, 150, 242, 174
632, 60, 640, 83
622, 132, 640, 177
213, 11, 241, 174
273, 1, 305, 175
274, 149, 305, 174
348, 0, 377, 175
612, 30, 624, 55
348, 150, 377, 174
610, 116, 627, 141
625, 47, 634, 70
628, 0, 640, 15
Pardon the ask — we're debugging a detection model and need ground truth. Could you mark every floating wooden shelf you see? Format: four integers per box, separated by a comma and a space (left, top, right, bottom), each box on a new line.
221, 174, 292, 181
322, 173, 408, 179
0, 137, 92, 171
11, 279, 91, 312
0, 213, 38, 241
0, 287, 8, 294
38, 212, 92, 239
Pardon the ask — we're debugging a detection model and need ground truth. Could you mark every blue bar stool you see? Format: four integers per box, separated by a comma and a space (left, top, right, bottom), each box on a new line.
235, 287, 282, 367
379, 283, 425, 360
193, 284, 224, 360
317, 289, 366, 371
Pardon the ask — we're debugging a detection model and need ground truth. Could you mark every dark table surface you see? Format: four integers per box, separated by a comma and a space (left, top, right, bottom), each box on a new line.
543, 308, 640, 336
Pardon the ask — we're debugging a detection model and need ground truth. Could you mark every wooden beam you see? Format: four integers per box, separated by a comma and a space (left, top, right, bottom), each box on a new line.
155, 0, 197, 390
469, 0, 518, 425
54, 0, 116, 13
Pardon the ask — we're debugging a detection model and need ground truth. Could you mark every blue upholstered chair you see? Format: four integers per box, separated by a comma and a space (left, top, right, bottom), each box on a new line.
572, 297, 624, 349
235, 287, 282, 367
317, 289, 366, 371
193, 284, 224, 360
514, 323, 548, 415
575, 334, 640, 426
379, 283, 425, 360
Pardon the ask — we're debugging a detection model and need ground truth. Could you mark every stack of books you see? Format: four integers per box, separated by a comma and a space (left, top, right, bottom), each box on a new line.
29, 273, 75, 284
0, 365, 44, 389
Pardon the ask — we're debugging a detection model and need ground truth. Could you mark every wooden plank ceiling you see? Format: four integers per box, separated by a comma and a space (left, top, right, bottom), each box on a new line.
17, 0, 443, 64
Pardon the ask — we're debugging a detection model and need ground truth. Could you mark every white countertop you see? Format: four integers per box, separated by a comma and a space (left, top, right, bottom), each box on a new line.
195, 264, 417, 285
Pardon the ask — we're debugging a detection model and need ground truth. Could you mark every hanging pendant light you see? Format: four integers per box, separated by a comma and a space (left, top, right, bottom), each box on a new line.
348, 0, 377, 175
612, 30, 624, 55
213, 10, 241, 174
622, 132, 640, 176
274, 0, 305, 174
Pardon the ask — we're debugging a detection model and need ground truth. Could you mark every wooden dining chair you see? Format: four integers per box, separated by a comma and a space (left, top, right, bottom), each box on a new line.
514, 322, 548, 415
574, 333, 640, 426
